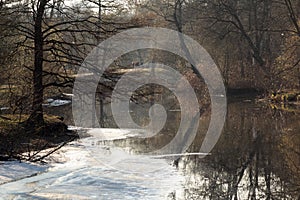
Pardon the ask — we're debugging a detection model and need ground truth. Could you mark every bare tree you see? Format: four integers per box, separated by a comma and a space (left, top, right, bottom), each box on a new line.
284, 0, 300, 37
0, 0, 131, 127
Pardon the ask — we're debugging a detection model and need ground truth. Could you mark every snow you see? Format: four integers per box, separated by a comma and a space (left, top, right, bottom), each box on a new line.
43, 99, 72, 107
86, 128, 148, 140
0, 107, 9, 111
0, 161, 47, 185
62, 93, 74, 97
0, 129, 185, 199
46, 98, 54, 103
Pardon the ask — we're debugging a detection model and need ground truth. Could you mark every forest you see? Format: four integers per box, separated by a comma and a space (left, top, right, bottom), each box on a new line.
0, 1, 299, 199
0, 0, 299, 121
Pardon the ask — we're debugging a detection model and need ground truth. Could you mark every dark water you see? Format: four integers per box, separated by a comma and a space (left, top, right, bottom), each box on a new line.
178, 101, 300, 200
46, 100, 300, 199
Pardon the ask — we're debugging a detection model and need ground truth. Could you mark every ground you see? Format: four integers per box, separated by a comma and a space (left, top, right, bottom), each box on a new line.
0, 114, 78, 161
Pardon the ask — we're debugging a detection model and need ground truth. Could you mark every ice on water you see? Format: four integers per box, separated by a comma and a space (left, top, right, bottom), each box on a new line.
0, 128, 184, 199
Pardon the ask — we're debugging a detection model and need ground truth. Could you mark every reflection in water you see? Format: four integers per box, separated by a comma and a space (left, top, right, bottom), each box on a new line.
46, 100, 300, 199
96, 101, 299, 200
177, 102, 300, 200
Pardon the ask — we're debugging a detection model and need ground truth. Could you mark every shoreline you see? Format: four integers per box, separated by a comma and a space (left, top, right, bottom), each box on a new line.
0, 114, 78, 162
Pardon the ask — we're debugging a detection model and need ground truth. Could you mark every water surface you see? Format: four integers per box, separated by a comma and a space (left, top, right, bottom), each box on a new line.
1, 101, 299, 199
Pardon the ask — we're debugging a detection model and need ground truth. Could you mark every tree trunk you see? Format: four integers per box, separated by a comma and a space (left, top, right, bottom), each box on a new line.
27, 0, 48, 126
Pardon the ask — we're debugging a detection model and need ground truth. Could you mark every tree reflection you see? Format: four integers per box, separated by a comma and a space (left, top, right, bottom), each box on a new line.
177, 102, 300, 200
90, 101, 299, 200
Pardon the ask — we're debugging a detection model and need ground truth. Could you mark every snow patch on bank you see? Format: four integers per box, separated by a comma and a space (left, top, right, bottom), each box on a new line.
43, 99, 71, 107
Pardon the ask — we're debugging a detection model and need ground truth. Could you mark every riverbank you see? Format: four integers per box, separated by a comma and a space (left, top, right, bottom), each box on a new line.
0, 114, 78, 161
227, 88, 300, 113
257, 90, 300, 113
270, 90, 300, 103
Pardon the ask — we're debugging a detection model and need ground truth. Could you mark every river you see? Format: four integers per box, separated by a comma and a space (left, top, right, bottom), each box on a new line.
0, 100, 299, 199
